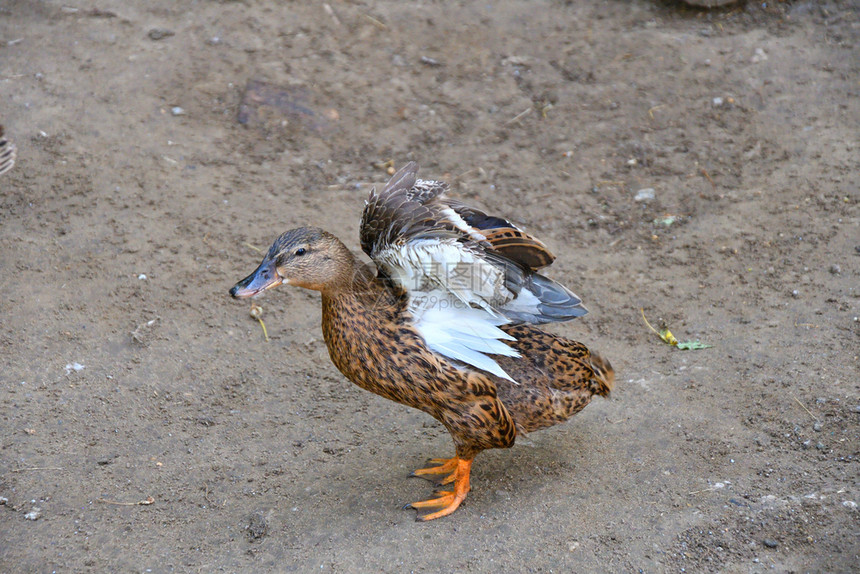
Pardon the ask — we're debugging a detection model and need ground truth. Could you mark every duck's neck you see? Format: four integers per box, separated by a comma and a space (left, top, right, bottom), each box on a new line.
320, 256, 400, 323
317, 249, 373, 297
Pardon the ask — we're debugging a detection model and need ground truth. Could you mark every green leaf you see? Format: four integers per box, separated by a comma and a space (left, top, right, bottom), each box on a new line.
676, 340, 712, 350
653, 216, 677, 226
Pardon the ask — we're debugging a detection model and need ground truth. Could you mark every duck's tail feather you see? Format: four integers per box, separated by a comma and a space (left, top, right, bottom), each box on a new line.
495, 260, 589, 325
589, 351, 615, 397
527, 273, 589, 322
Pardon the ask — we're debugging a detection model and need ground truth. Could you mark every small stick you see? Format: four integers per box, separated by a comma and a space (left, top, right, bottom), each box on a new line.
10, 467, 66, 473
506, 107, 532, 125
97, 496, 155, 506
648, 105, 665, 120
243, 242, 262, 253
688, 488, 718, 495
454, 167, 480, 180
700, 168, 716, 190
791, 395, 819, 422
362, 14, 387, 29
640, 308, 660, 337
323, 3, 341, 26
250, 304, 269, 342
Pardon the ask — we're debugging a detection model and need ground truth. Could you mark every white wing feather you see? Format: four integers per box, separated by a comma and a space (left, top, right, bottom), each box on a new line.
408, 290, 520, 382
377, 240, 521, 382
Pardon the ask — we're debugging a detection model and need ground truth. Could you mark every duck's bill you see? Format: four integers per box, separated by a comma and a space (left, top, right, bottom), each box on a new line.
229, 261, 282, 298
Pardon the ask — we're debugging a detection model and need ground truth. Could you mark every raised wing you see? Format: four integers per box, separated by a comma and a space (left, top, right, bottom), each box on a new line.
359, 162, 587, 381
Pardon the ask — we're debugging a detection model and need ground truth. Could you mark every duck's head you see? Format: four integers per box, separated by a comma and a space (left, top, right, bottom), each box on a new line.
230, 226, 354, 298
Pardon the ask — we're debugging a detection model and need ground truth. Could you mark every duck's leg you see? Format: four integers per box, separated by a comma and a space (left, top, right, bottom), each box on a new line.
405, 457, 473, 521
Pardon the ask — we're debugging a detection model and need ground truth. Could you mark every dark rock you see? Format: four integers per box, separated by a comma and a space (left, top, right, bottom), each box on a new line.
148, 28, 175, 41
245, 512, 268, 541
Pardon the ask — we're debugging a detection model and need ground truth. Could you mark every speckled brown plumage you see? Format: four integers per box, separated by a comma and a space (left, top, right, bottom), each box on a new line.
230, 165, 614, 521
320, 268, 518, 460
496, 325, 613, 433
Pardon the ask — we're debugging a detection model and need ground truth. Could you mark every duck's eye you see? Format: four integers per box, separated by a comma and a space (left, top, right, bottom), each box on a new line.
294, 248, 307, 256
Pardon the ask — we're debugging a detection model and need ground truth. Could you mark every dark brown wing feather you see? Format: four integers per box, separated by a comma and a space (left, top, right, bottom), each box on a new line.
445, 200, 555, 270
360, 162, 460, 258
361, 162, 553, 270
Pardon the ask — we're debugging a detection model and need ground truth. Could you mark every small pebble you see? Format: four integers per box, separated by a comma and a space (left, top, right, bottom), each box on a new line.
815, 442, 825, 450
64, 362, 85, 374
762, 538, 778, 548
634, 188, 655, 202
843, 501, 857, 509
170, 107, 185, 116
751, 48, 768, 63
813, 422, 822, 432
138, 273, 147, 280
829, 264, 841, 274
712, 97, 724, 107
24, 507, 42, 521
791, 289, 799, 298
148, 28, 175, 41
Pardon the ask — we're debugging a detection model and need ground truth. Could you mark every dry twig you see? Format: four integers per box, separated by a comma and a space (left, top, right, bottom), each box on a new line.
648, 104, 665, 120
97, 496, 155, 506
250, 304, 269, 342
362, 14, 387, 29
506, 107, 532, 125
792, 395, 819, 422
700, 168, 716, 191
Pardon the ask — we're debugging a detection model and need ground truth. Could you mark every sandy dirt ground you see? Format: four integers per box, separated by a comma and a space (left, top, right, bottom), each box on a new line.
1, 1, 858, 572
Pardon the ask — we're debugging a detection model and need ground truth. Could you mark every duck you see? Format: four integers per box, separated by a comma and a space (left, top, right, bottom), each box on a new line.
230, 162, 614, 521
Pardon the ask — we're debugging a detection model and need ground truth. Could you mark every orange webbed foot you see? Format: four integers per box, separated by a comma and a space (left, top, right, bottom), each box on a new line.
405, 457, 472, 521
409, 457, 458, 481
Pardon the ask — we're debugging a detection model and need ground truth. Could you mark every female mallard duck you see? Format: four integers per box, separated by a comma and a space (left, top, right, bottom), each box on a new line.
230, 162, 614, 521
